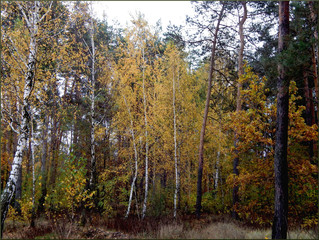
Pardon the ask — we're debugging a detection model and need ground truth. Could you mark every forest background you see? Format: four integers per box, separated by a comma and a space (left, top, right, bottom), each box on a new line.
0, 1, 318, 239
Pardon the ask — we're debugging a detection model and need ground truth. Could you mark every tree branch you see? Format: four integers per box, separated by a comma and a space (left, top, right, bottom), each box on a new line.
39, 1, 53, 23
17, 2, 31, 29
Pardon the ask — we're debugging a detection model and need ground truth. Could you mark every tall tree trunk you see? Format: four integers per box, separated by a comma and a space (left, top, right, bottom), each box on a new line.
303, 70, 314, 159
30, 117, 36, 228
196, 3, 225, 219
214, 151, 220, 191
89, 16, 96, 191
233, 1, 247, 220
311, 47, 318, 125
124, 96, 139, 218
13, 129, 22, 215
173, 68, 180, 219
38, 114, 48, 214
0, 2, 40, 236
49, 113, 58, 186
141, 48, 149, 219
308, 1, 319, 163
272, 1, 290, 239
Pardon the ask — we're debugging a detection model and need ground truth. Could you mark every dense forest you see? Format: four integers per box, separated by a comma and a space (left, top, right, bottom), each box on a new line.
0, 1, 318, 239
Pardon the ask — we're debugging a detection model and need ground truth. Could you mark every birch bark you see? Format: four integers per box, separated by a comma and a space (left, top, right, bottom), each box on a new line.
89, 16, 96, 190
124, 96, 138, 218
1, 1, 41, 235
173, 68, 180, 218
141, 48, 149, 219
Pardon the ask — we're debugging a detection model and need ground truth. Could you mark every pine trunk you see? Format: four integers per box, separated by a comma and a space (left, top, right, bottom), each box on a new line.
272, 1, 289, 239
308, 1, 319, 162
196, 3, 225, 219
233, 1, 247, 220
303, 70, 314, 159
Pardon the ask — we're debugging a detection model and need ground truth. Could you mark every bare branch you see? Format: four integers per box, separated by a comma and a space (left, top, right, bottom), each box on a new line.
1, 109, 20, 134
39, 1, 53, 23
2, 32, 28, 68
82, 38, 93, 58
16, 2, 31, 29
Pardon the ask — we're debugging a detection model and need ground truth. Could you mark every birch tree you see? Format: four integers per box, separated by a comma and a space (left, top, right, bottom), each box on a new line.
124, 95, 139, 218
0, 1, 52, 236
88, 8, 97, 191
172, 57, 179, 219
114, 15, 157, 219
141, 45, 149, 220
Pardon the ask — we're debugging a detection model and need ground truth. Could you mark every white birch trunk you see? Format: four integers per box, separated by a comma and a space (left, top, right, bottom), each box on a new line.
214, 151, 220, 190
173, 70, 179, 219
124, 96, 138, 218
141, 48, 149, 219
89, 16, 96, 190
1, 1, 40, 234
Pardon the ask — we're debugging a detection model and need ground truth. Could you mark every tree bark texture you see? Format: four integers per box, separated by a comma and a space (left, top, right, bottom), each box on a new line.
89, 16, 97, 191
173, 69, 180, 219
272, 1, 289, 239
303, 70, 315, 159
124, 96, 139, 218
38, 114, 48, 213
141, 48, 149, 219
1, 2, 40, 235
30, 116, 36, 228
196, 3, 225, 219
233, 0, 247, 220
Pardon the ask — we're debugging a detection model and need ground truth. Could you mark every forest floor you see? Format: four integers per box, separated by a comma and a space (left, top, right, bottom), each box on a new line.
2, 214, 317, 239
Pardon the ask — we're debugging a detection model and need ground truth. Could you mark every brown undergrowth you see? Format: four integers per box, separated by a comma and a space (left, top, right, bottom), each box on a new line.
2, 213, 318, 239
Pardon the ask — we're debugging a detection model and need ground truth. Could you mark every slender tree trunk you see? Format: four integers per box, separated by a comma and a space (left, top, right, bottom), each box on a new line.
220, 165, 224, 205
13, 129, 22, 215
196, 3, 225, 219
214, 151, 220, 191
49, 113, 58, 186
89, 16, 96, 191
0, 2, 40, 236
30, 117, 36, 228
311, 47, 318, 124
272, 2, 290, 239
38, 114, 48, 214
303, 70, 314, 158
141, 48, 149, 219
308, 0, 319, 162
124, 96, 139, 218
236, 1, 247, 112
173, 69, 180, 219
233, 1, 247, 220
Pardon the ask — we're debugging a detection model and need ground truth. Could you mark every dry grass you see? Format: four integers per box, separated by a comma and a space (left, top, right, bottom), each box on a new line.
156, 222, 246, 239
245, 228, 318, 239
3, 215, 318, 239
2, 218, 131, 239
155, 222, 318, 239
